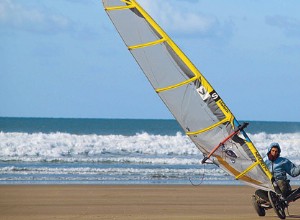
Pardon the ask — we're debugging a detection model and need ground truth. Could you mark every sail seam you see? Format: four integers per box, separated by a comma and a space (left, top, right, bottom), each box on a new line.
128, 38, 166, 50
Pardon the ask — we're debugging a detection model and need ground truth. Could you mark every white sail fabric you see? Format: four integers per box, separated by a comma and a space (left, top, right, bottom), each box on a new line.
102, 0, 273, 190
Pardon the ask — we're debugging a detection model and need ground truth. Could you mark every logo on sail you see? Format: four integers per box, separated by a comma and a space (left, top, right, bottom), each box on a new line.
196, 86, 210, 101
209, 90, 221, 102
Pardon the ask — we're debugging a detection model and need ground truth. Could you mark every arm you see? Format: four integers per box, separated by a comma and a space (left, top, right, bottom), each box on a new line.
285, 159, 300, 177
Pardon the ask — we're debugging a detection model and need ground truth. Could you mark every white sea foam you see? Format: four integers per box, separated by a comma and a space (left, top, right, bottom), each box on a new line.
0, 165, 228, 184
249, 132, 300, 160
0, 166, 225, 176
0, 132, 197, 162
1, 131, 300, 164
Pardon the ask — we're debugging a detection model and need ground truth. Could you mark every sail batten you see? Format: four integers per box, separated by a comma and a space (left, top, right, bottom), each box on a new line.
102, 0, 274, 191
128, 38, 166, 50
235, 161, 260, 180
155, 76, 199, 93
186, 117, 230, 136
105, 5, 134, 11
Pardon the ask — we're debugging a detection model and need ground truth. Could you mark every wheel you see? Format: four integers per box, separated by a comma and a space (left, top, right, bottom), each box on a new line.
268, 191, 286, 219
251, 195, 266, 216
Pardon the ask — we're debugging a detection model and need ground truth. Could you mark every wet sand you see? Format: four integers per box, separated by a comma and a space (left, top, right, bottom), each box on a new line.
1, 185, 300, 220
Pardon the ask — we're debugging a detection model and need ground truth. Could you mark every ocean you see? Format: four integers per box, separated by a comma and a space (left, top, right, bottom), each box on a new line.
1, 117, 300, 185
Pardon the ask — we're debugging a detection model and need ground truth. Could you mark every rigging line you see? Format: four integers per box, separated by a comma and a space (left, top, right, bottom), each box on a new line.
189, 163, 207, 186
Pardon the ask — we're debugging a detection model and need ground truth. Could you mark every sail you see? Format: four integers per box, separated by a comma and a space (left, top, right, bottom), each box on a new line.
102, 0, 273, 190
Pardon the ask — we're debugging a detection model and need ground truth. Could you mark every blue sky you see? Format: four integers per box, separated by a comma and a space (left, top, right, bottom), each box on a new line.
1, 0, 300, 121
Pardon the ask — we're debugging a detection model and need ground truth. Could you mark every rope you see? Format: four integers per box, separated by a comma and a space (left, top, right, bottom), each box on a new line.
188, 163, 206, 186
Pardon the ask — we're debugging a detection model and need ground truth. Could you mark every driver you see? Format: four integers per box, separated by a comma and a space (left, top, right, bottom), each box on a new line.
255, 142, 300, 204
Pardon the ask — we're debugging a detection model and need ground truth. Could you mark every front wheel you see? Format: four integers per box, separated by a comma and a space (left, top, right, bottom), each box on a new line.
251, 195, 266, 216
268, 191, 286, 219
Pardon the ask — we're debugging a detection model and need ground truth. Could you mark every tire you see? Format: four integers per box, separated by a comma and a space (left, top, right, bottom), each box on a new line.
251, 195, 266, 216
268, 191, 286, 219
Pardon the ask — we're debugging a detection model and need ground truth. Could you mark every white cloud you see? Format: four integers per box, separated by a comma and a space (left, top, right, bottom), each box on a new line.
0, 0, 72, 34
138, 0, 221, 36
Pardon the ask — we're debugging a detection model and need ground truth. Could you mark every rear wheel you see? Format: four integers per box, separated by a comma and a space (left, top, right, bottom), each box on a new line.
268, 191, 286, 219
251, 195, 266, 216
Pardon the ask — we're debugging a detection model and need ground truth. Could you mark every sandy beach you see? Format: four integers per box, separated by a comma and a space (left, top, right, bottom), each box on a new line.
1, 185, 300, 220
